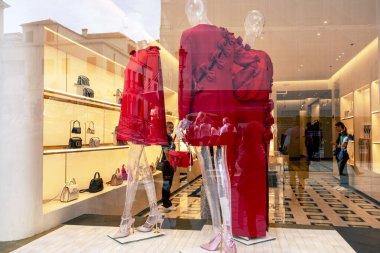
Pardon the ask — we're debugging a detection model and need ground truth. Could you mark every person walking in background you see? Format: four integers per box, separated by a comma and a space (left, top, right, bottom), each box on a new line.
159, 121, 177, 212
332, 122, 349, 177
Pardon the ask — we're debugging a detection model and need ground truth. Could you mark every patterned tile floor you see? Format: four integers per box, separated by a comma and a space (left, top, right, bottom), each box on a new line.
161, 160, 380, 229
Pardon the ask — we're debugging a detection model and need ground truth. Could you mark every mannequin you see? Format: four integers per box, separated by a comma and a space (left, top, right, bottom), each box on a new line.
112, 40, 167, 238
228, 10, 274, 238
177, 0, 258, 252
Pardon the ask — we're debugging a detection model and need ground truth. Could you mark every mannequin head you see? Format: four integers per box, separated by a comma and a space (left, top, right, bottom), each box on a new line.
244, 10, 265, 48
137, 40, 148, 50
185, 0, 211, 26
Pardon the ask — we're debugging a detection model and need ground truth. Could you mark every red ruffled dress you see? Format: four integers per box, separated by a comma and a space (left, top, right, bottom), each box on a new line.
117, 46, 167, 145
178, 24, 257, 146
229, 38, 274, 238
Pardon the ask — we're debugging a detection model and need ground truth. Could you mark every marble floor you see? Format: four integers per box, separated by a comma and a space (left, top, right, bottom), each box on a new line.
161, 160, 380, 229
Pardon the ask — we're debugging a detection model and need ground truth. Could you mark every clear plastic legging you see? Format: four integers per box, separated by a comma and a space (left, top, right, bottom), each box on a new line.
195, 146, 233, 239
121, 144, 158, 221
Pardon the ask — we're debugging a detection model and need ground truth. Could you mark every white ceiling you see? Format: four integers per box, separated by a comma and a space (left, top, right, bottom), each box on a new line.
160, 0, 379, 82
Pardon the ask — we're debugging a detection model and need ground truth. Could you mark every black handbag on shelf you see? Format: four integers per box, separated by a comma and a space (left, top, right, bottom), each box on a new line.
89, 137, 100, 147
87, 121, 95, 134
80, 172, 104, 193
76, 75, 90, 86
83, 87, 94, 98
71, 120, 81, 134
68, 137, 82, 149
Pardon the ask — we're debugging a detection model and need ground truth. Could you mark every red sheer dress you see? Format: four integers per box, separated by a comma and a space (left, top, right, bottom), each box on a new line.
118, 46, 167, 145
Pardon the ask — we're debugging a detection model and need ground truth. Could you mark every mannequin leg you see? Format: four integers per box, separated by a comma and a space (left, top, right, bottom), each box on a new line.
194, 146, 223, 250
112, 144, 144, 238
136, 148, 164, 232
213, 146, 236, 253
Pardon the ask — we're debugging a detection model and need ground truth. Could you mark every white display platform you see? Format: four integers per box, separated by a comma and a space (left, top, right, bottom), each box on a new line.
108, 230, 165, 244
234, 235, 276, 245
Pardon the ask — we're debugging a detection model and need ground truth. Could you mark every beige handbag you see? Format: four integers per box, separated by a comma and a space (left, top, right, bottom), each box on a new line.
107, 168, 123, 186
60, 178, 79, 202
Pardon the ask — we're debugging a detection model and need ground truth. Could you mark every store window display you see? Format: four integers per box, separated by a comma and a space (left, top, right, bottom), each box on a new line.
112, 40, 167, 238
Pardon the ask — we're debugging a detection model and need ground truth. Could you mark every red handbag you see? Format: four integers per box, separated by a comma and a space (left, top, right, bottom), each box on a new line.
168, 150, 194, 167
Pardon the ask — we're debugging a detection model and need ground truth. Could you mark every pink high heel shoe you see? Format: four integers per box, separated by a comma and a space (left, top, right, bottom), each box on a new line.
200, 233, 222, 251
222, 237, 237, 253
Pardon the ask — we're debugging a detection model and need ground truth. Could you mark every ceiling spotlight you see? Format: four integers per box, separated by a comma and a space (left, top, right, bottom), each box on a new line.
260, 36, 264, 40
317, 33, 321, 36
338, 55, 341, 58
324, 20, 328, 24
336, 58, 339, 61
341, 52, 345, 55
298, 69, 301, 72
300, 64, 303, 67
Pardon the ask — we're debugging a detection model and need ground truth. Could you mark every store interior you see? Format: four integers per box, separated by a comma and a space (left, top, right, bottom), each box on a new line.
1, 0, 380, 252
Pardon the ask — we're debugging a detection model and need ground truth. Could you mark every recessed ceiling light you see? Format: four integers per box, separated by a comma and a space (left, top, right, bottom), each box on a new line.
260, 36, 264, 40
341, 52, 345, 55
336, 58, 339, 61
317, 33, 321, 36
338, 55, 341, 58
324, 20, 328, 24
300, 64, 303, 67
298, 69, 301, 72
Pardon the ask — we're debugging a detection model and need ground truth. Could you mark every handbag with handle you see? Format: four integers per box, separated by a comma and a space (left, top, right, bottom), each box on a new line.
107, 168, 123, 186
155, 150, 165, 171
89, 137, 100, 147
76, 75, 90, 86
87, 121, 95, 134
168, 150, 194, 167
80, 172, 104, 193
60, 178, 79, 202
71, 120, 81, 134
68, 137, 82, 149
83, 87, 94, 98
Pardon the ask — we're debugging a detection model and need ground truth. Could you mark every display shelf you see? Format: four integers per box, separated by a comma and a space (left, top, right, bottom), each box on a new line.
372, 111, 379, 114
43, 145, 129, 155
342, 116, 354, 120
43, 170, 162, 214
373, 142, 380, 144
340, 92, 354, 118
371, 80, 379, 112
44, 88, 121, 112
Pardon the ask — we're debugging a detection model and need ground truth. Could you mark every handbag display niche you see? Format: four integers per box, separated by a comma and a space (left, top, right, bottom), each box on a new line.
83, 87, 94, 98
107, 168, 123, 186
60, 178, 79, 202
79, 172, 104, 193
87, 121, 95, 134
89, 137, 100, 147
76, 75, 90, 86
68, 137, 82, 149
71, 120, 81, 134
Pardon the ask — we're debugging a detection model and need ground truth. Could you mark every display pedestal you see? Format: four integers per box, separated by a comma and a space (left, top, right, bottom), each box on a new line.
108, 230, 165, 244
234, 235, 276, 245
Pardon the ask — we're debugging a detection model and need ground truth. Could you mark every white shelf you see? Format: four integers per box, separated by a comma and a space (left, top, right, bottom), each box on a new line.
44, 88, 121, 111
372, 111, 380, 114
43, 170, 162, 214
43, 145, 129, 155
342, 116, 354, 120
373, 142, 380, 144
